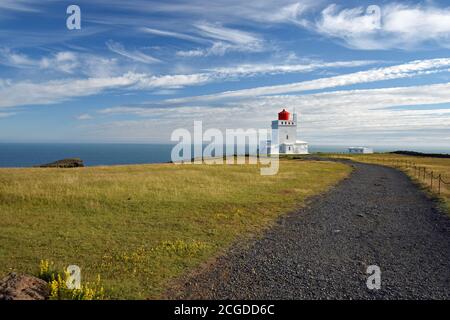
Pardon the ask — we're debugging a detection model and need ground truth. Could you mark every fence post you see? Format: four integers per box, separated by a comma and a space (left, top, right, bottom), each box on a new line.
430, 171, 433, 189
438, 174, 441, 194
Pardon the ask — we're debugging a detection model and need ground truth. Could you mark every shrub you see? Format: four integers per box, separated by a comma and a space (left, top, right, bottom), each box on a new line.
38, 260, 105, 300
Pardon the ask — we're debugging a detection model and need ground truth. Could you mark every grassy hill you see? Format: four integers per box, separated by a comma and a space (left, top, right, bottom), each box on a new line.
0, 159, 350, 299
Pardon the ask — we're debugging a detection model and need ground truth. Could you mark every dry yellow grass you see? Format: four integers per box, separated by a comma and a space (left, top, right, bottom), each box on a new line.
0, 159, 350, 299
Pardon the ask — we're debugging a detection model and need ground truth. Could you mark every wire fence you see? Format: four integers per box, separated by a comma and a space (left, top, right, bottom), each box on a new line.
361, 158, 450, 195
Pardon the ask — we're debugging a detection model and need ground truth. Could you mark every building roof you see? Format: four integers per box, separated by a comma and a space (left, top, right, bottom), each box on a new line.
277, 141, 308, 146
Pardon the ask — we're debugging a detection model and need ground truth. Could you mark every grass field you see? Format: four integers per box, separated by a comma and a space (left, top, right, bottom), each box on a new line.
0, 160, 350, 299
326, 153, 450, 213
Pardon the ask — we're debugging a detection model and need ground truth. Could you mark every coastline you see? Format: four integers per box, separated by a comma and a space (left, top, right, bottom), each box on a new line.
1, 142, 448, 168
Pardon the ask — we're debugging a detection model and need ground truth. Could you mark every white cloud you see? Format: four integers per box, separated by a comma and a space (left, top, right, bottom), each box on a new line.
0, 71, 215, 108
39, 51, 79, 73
315, 3, 450, 50
0, 73, 140, 108
134, 73, 212, 89
177, 41, 263, 57
176, 49, 205, 57
0, 49, 120, 77
0, 48, 38, 68
76, 113, 93, 120
106, 40, 161, 64
0, 48, 81, 73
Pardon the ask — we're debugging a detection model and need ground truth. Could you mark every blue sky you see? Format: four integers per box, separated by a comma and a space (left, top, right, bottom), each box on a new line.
0, 0, 450, 148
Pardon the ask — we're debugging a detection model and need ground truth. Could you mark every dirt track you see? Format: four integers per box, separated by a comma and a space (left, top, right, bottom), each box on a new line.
174, 161, 450, 299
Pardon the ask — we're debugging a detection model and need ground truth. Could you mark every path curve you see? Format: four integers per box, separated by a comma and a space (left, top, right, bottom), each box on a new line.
173, 161, 450, 299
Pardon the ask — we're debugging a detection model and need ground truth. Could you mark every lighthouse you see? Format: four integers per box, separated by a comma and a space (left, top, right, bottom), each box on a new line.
268, 109, 308, 155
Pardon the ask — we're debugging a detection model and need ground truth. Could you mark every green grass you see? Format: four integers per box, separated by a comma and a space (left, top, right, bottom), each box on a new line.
0, 160, 350, 299
325, 153, 450, 213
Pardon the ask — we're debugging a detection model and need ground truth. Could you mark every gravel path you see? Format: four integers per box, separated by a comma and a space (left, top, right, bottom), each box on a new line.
174, 161, 450, 299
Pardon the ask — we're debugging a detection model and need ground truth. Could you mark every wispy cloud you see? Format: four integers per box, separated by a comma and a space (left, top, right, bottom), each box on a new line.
106, 40, 161, 64
134, 73, 212, 89
166, 58, 450, 103
99, 82, 450, 121
140, 27, 206, 43
195, 23, 260, 45
0, 57, 383, 108
102, 0, 318, 25
208, 60, 380, 78
177, 23, 265, 57
0, 0, 39, 12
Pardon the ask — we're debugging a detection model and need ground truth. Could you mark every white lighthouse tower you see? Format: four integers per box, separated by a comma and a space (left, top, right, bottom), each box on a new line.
268, 109, 308, 155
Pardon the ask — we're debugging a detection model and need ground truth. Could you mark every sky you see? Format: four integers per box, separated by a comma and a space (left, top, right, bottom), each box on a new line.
0, 0, 450, 149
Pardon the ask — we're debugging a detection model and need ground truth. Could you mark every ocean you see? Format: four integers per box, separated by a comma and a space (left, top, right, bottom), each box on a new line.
0, 143, 174, 168
0, 143, 447, 168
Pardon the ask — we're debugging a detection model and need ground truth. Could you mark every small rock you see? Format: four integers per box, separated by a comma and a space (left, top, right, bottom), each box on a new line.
0, 273, 50, 300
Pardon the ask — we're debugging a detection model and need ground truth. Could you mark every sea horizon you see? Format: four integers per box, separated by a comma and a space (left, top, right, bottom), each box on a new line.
0, 142, 448, 168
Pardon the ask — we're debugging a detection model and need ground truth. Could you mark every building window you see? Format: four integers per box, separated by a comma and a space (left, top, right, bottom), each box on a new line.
286, 135, 289, 139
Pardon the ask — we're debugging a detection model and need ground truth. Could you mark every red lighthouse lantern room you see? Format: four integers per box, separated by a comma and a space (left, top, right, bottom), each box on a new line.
278, 109, 290, 120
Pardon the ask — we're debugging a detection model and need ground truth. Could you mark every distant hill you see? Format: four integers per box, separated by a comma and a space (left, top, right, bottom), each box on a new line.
391, 151, 450, 159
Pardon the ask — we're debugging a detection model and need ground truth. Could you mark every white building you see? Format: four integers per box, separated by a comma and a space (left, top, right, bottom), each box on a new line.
348, 147, 373, 154
268, 109, 308, 155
